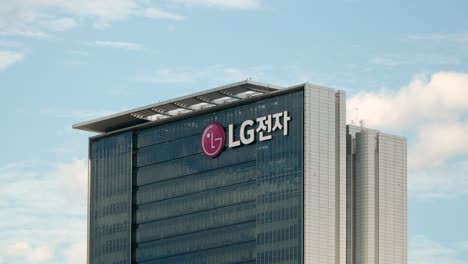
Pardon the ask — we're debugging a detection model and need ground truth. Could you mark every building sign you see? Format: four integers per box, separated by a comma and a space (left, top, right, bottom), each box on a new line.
228, 111, 291, 147
201, 111, 291, 158
201, 123, 226, 159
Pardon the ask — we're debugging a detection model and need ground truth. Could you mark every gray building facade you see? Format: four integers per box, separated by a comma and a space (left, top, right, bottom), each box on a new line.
73, 80, 405, 264
346, 125, 407, 264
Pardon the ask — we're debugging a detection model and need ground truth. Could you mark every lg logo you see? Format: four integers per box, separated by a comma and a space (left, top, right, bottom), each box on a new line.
201, 123, 226, 159
201, 111, 292, 159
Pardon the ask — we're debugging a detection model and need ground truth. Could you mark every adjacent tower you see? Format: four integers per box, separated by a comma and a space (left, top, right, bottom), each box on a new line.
346, 125, 407, 264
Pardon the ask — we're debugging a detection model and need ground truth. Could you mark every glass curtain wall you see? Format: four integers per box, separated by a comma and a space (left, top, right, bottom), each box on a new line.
89, 133, 133, 264
134, 91, 304, 264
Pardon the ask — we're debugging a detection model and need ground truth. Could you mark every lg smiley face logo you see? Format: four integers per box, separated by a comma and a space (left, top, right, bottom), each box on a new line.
201, 123, 226, 159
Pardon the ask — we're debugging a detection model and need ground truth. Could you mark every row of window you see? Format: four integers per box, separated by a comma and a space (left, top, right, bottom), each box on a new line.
136, 146, 256, 186
135, 241, 256, 264
136, 182, 256, 224
136, 162, 256, 205
136, 221, 256, 262
256, 246, 301, 264
257, 224, 299, 245
136, 201, 256, 243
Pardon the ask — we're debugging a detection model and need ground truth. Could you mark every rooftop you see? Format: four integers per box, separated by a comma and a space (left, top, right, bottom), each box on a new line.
72, 80, 283, 133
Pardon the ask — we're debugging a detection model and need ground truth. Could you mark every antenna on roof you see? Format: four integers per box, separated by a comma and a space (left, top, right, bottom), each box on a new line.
355, 108, 358, 125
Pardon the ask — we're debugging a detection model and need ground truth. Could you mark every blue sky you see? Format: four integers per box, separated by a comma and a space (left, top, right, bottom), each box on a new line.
1, 0, 467, 263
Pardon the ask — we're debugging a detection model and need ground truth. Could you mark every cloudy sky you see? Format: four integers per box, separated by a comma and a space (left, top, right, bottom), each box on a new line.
1, 0, 467, 263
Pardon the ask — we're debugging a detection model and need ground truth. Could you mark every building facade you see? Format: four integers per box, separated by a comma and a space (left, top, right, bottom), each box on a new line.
346, 125, 407, 264
73, 80, 405, 264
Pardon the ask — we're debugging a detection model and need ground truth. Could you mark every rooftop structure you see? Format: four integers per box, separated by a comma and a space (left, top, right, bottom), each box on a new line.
73, 80, 282, 133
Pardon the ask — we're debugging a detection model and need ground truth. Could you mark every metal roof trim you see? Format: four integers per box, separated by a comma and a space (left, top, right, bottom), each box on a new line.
72, 80, 283, 133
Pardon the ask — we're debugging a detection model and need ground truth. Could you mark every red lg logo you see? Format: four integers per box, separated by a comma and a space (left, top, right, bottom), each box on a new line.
201, 123, 226, 158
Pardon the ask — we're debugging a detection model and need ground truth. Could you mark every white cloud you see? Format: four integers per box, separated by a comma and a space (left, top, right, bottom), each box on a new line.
92, 21, 112, 30
86, 41, 143, 51
55, 159, 88, 196
134, 64, 332, 93
0, 0, 184, 36
0, 0, 137, 29
6, 242, 53, 263
370, 54, 460, 66
409, 236, 467, 264
171, 0, 261, 9
463, 241, 468, 250
409, 162, 468, 199
408, 32, 468, 43
0, 159, 88, 263
0, 50, 26, 71
142, 8, 185, 21
410, 122, 468, 168
406, 32, 468, 58
0, 0, 260, 36
39, 17, 78, 31
347, 71, 468, 199
63, 239, 86, 264
56, 0, 139, 21
0, 159, 88, 213
0, 40, 23, 48
0, 30, 49, 39
136, 65, 271, 84
347, 72, 468, 129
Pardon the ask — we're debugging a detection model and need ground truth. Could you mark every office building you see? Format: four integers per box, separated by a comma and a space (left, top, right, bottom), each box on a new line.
346, 125, 407, 264
73, 80, 405, 264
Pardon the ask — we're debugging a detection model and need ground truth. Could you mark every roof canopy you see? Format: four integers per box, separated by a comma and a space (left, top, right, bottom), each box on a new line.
72, 80, 282, 133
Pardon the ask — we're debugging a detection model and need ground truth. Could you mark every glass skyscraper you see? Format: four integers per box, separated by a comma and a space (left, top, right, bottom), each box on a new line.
74, 80, 406, 264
